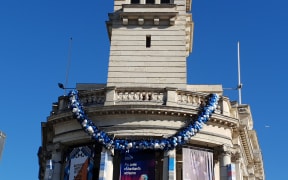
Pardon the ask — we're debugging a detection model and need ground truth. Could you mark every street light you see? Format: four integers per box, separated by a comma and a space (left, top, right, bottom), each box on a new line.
58, 83, 75, 96
57, 83, 75, 90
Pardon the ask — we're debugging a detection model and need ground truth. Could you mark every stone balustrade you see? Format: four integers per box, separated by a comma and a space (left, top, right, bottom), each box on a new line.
114, 87, 166, 105
50, 87, 232, 117
176, 90, 206, 106
79, 89, 106, 106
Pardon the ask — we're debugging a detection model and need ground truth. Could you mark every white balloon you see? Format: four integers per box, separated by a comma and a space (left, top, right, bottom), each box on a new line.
82, 119, 88, 127
127, 142, 133, 149
154, 143, 160, 149
87, 126, 94, 134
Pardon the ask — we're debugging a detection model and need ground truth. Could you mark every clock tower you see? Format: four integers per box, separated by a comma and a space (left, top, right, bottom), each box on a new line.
106, 0, 194, 89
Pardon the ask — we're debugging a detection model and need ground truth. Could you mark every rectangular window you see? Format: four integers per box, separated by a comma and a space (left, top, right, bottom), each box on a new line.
146, 35, 151, 48
131, 0, 140, 4
161, 0, 171, 3
146, 0, 155, 4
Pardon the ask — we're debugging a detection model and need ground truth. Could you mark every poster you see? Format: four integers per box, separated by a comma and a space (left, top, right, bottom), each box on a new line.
182, 148, 213, 180
120, 152, 155, 180
64, 146, 94, 180
228, 164, 236, 180
69, 155, 89, 180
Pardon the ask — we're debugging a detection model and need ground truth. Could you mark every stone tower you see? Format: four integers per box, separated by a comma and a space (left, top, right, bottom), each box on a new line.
38, 1, 265, 180
106, 0, 193, 89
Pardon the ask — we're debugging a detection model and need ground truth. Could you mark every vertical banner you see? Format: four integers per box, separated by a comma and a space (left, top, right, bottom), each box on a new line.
64, 146, 94, 180
227, 164, 236, 180
120, 152, 155, 180
44, 159, 54, 180
99, 150, 108, 180
182, 148, 213, 180
69, 155, 89, 179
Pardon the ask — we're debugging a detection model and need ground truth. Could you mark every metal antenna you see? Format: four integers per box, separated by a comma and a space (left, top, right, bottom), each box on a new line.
237, 41, 243, 104
223, 41, 243, 104
64, 37, 73, 95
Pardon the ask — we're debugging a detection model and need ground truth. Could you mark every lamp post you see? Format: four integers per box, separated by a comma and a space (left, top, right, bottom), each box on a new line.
58, 83, 75, 95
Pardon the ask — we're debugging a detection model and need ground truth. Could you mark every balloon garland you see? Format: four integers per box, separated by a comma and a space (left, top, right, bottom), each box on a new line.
68, 90, 219, 152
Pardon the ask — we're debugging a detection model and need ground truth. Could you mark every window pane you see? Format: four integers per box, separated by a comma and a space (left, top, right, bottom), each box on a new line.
146, 0, 155, 4
161, 0, 170, 4
146, 35, 151, 48
131, 0, 140, 4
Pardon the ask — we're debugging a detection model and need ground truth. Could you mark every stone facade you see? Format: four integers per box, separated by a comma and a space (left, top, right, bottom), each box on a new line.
38, 86, 265, 180
38, 1, 265, 180
106, 0, 193, 89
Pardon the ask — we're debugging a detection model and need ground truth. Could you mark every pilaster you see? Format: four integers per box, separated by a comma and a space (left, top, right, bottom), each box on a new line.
104, 86, 116, 106
235, 158, 243, 180
247, 164, 255, 180
231, 145, 242, 180
165, 88, 178, 107
47, 143, 63, 180
219, 145, 232, 180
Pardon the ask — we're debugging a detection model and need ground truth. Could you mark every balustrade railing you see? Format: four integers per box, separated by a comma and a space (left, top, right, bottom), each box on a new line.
176, 91, 206, 106
79, 89, 106, 106
115, 88, 166, 105
51, 87, 227, 116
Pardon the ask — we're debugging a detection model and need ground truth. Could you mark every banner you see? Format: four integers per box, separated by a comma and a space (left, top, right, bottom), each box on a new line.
182, 148, 213, 180
64, 146, 94, 180
120, 152, 155, 180
228, 164, 236, 180
44, 159, 54, 180
69, 155, 89, 180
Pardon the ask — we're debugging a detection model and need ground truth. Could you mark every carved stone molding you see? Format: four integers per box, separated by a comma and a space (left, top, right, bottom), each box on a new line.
47, 142, 63, 153
215, 144, 232, 157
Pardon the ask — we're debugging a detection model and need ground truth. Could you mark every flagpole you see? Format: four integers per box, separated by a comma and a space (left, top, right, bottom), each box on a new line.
237, 41, 242, 104
65, 37, 73, 95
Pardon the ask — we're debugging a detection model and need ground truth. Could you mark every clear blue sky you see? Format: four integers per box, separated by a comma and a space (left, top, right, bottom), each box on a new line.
0, 0, 286, 179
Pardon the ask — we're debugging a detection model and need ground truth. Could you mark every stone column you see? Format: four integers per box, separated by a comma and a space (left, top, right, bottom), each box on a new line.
99, 148, 114, 180
48, 143, 63, 180
213, 157, 220, 180
231, 147, 242, 180
235, 157, 243, 180
219, 145, 231, 180
162, 150, 176, 180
